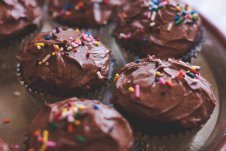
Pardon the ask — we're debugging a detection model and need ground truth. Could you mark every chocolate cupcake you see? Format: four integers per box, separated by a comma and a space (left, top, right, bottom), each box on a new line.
112, 56, 216, 132
0, 0, 42, 45
17, 27, 111, 98
114, 0, 202, 62
48, 0, 125, 28
0, 139, 19, 151
28, 97, 133, 151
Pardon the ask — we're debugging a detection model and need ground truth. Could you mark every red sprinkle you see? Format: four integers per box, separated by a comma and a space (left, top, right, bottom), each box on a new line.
2, 118, 10, 124
177, 70, 185, 79
68, 124, 74, 133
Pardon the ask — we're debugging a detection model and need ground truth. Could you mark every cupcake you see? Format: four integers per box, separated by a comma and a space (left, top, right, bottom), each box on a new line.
114, 0, 202, 62
0, 139, 19, 151
17, 27, 111, 98
27, 97, 134, 151
0, 0, 42, 45
112, 56, 216, 132
48, 0, 125, 29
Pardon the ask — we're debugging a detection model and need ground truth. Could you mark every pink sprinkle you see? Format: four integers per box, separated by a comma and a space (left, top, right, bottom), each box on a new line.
195, 74, 200, 79
38, 136, 43, 142
46, 141, 57, 147
159, 1, 168, 7
82, 33, 87, 40
67, 115, 74, 122
159, 78, 166, 85
135, 85, 140, 98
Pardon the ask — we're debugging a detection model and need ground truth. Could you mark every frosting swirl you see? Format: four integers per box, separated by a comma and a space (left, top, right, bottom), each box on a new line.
112, 56, 216, 128
48, 0, 125, 28
28, 97, 133, 151
17, 28, 110, 96
114, 0, 202, 59
0, 0, 42, 43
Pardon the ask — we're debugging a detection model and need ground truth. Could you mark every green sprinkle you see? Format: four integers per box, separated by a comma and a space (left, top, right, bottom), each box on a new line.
186, 72, 195, 78
50, 122, 58, 131
175, 18, 184, 25
74, 112, 81, 119
76, 135, 85, 143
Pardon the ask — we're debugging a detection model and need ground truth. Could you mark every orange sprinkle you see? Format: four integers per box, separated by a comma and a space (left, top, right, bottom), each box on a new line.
166, 80, 175, 88
65, 11, 71, 16
177, 70, 185, 79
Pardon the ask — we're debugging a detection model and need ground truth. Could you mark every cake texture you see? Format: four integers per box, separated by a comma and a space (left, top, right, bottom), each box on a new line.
17, 27, 111, 97
28, 97, 134, 151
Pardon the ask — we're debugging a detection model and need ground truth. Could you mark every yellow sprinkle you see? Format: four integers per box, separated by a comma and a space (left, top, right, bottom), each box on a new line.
75, 29, 80, 34
78, 105, 86, 110
42, 130, 49, 142
51, 52, 56, 56
38, 61, 42, 65
54, 44, 60, 51
114, 74, 120, 81
74, 120, 81, 126
62, 108, 67, 113
93, 41, 100, 46
35, 43, 45, 47
128, 87, 134, 93
156, 71, 161, 77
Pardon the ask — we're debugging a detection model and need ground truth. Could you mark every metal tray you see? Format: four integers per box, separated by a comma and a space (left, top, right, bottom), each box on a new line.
0, 14, 225, 151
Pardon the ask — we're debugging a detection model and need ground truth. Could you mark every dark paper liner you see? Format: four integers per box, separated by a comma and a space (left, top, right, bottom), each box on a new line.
16, 55, 116, 104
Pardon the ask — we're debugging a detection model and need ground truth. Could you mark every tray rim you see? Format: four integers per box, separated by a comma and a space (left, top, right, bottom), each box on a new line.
200, 16, 226, 151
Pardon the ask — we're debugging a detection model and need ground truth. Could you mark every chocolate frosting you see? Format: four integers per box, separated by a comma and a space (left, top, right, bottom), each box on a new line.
112, 56, 216, 128
0, 0, 42, 43
28, 97, 133, 151
0, 139, 19, 151
48, 0, 125, 28
114, 0, 202, 59
17, 28, 110, 96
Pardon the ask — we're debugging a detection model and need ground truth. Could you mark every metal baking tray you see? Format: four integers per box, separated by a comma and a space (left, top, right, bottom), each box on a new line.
0, 10, 225, 150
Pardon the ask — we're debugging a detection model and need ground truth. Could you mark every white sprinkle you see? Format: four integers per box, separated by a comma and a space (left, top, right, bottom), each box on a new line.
20, 81, 25, 85
67, 46, 72, 50
119, 33, 126, 38
37, 46, 41, 50
42, 54, 51, 63
150, 22, 155, 27
167, 22, 173, 32
45, 62, 49, 66
151, 11, 157, 21
60, 47, 64, 51
14, 91, 21, 97
71, 43, 78, 48
97, 71, 105, 79
69, 37, 73, 40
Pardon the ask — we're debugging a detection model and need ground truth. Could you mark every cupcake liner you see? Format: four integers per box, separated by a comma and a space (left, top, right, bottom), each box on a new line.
133, 129, 198, 151
181, 27, 205, 63
16, 54, 116, 104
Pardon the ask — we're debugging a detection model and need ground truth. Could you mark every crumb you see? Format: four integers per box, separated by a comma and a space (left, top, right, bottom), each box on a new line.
13, 91, 21, 97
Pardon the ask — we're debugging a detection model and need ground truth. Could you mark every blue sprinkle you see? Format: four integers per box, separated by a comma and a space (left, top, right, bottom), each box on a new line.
135, 59, 140, 63
152, 0, 159, 5
182, 11, 187, 16
191, 10, 197, 15
44, 35, 51, 40
151, 5, 158, 11
93, 105, 99, 110
174, 15, 180, 21
64, 0, 72, 11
